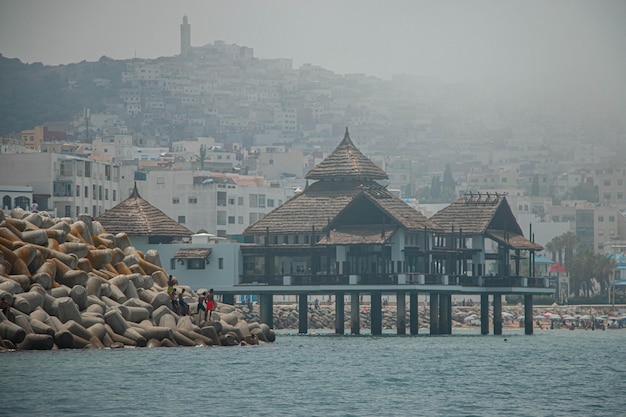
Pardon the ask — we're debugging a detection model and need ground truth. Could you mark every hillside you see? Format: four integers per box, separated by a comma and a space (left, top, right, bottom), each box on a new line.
0, 54, 127, 135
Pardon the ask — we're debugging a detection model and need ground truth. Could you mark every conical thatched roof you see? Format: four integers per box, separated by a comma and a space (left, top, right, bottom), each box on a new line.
305, 128, 388, 181
97, 184, 192, 237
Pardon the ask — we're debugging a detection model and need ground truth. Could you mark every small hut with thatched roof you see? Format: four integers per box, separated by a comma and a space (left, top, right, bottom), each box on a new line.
97, 183, 193, 245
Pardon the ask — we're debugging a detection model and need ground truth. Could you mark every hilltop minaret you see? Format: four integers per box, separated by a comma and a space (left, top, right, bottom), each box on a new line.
180, 15, 191, 56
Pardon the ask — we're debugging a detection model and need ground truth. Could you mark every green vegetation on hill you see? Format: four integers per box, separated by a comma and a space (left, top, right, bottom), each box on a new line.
0, 54, 127, 135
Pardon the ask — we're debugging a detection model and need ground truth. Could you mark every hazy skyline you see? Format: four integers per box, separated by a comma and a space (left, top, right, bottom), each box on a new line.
0, 1, 623, 80
1, 0, 626, 119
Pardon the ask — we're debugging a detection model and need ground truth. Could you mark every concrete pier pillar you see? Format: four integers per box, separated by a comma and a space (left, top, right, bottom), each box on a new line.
335, 292, 345, 335
409, 292, 419, 335
371, 292, 382, 335
439, 293, 452, 334
350, 293, 360, 335
298, 294, 308, 334
480, 293, 489, 335
221, 294, 234, 305
259, 293, 273, 328
396, 291, 406, 335
493, 294, 502, 335
429, 292, 440, 335
524, 294, 533, 335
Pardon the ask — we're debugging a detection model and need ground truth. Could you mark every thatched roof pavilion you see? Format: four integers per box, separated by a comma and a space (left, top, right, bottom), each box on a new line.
430, 192, 542, 251
245, 128, 439, 238
97, 183, 192, 243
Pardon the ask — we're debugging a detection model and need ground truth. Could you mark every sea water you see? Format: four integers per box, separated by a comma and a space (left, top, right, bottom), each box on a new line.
2, 329, 625, 417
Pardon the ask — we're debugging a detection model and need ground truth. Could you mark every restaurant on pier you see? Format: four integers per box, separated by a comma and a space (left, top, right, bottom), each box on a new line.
239, 128, 553, 335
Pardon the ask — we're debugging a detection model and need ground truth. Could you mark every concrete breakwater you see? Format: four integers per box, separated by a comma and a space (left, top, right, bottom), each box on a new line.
0, 208, 274, 351
240, 303, 620, 331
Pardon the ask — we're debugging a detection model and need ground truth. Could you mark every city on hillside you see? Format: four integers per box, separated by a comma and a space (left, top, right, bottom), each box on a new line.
1, 16, 626, 303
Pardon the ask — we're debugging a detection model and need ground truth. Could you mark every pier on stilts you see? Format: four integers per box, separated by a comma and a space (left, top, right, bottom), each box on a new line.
233, 129, 553, 336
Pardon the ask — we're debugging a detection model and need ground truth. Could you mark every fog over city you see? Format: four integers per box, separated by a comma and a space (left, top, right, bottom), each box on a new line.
2, 0, 625, 112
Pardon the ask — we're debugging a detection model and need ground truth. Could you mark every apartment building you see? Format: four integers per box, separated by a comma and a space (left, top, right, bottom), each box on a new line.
0, 153, 123, 218
136, 169, 292, 238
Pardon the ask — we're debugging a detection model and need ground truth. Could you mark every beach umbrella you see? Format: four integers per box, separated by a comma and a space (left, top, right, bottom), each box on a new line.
580, 315, 592, 321
549, 314, 562, 320
544, 312, 553, 317
534, 315, 545, 320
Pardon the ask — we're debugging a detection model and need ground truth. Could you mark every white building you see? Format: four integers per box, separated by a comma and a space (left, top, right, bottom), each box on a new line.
135, 169, 292, 238
0, 153, 124, 218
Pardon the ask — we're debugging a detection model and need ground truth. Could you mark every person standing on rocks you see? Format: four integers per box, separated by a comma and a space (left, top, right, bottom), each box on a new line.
178, 288, 189, 316
170, 289, 179, 314
196, 291, 207, 322
206, 289, 216, 320
167, 275, 175, 294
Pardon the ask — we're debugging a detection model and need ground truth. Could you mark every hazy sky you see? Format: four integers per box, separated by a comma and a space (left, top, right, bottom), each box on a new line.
1, 0, 625, 89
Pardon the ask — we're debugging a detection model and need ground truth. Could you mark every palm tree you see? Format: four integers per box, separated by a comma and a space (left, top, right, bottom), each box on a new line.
560, 231, 579, 269
594, 254, 616, 295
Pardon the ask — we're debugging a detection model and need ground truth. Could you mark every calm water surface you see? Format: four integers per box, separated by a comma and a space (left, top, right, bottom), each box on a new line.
2, 329, 625, 417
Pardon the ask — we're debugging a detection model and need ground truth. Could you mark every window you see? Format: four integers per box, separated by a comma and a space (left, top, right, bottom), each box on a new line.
238, 197, 244, 206
65, 205, 71, 217
609, 215, 615, 222
218, 258, 224, 269
188, 197, 198, 204
618, 179, 624, 186
598, 229, 604, 236
228, 216, 235, 224
76, 186, 80, 197
157, 177, 165, 184
92, 205, 97, 217
249, 194, 258, 208
598, 215, 604, 222
604, 180, 611, 186
294, 235, 299, 244
618, 192, 623, 200
217, 211, 227, 225
85, 186, 89, 198
283, 235, 289, 244
92, 185, 97, 199
76, 206, 79, 216
178, 216, 186, 224
552, 216, 560, 222
113, 190, 116, 201
99, 186, 103, 200
105, 189, 108, 200
217, 191, 227, 206
188, 259, 205, 270
172, 197, 180, 204
258, 194, 266, 208
228, 197, 235, 205
268, 199, 275, 207
238, 216, 243, 224
170, 259, 176, 270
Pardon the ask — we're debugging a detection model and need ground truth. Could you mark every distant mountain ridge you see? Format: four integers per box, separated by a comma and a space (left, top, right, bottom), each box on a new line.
0, 54, 128, 135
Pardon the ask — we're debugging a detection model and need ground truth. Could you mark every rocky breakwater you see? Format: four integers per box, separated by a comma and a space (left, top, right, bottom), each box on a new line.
0, 209, 275, 351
